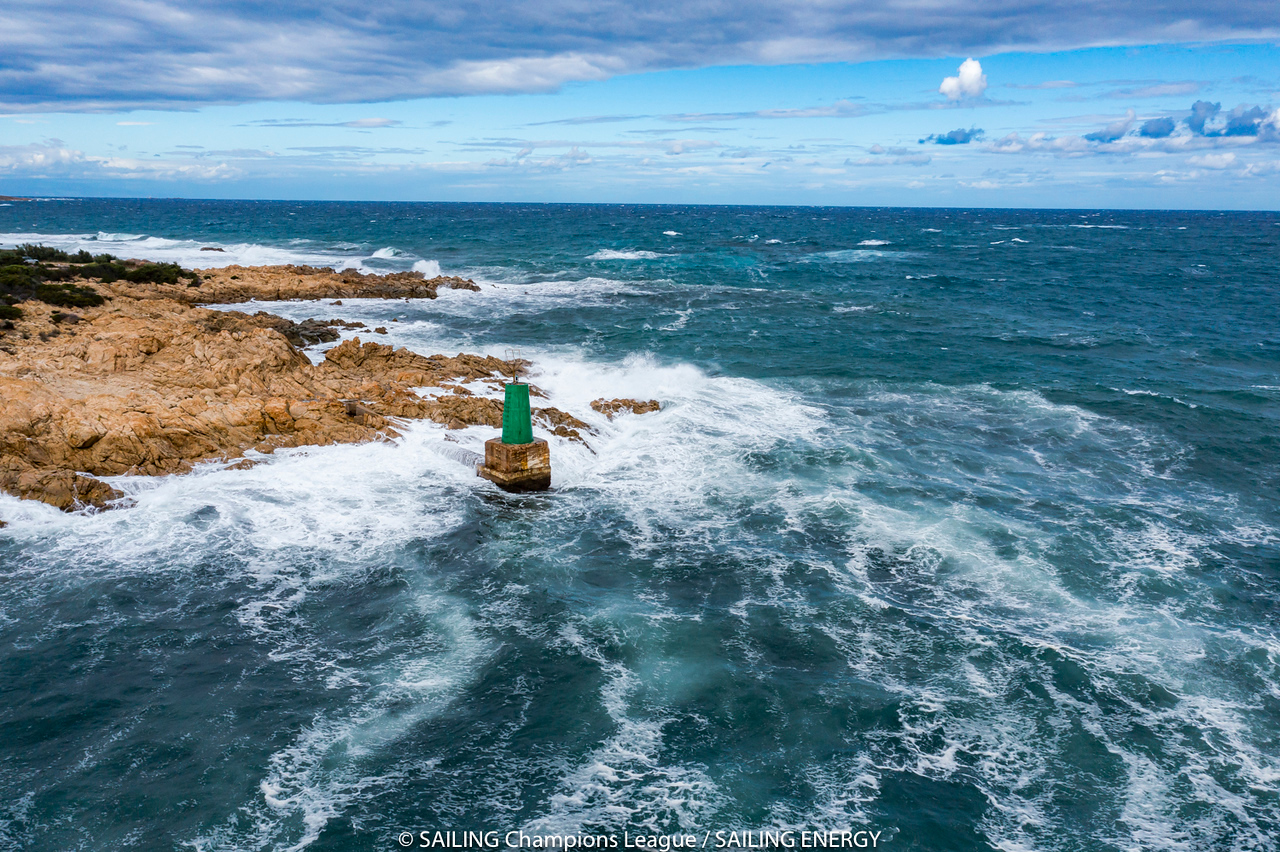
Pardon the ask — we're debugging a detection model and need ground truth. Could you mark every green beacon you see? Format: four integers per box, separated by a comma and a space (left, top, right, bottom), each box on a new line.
478, 378, 551, 492
501, 382, 534, 445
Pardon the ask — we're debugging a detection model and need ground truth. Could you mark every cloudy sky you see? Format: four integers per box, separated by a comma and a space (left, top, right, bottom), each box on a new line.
1, 1, 1278, 207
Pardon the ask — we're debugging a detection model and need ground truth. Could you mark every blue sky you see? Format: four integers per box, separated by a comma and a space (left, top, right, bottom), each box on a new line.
1, 1, 1278, 207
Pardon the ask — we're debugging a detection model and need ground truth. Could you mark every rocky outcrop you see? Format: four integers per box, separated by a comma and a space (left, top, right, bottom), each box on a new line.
104, 264, 480, 304
591, 398, 662, 419
0, 262, 662, 514
0, 291, 587, 511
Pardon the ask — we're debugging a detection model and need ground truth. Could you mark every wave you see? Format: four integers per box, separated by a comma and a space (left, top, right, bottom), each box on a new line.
857, 239, 890, 246
808, 248, 911, 263
0, 230, 446, 277
587, 249, 672, 260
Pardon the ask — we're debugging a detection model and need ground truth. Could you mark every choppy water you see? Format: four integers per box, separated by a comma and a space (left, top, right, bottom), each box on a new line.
1, 201, 1278, 852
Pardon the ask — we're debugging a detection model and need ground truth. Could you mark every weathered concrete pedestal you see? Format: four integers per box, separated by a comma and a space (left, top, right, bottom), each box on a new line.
477, 437, 551, 492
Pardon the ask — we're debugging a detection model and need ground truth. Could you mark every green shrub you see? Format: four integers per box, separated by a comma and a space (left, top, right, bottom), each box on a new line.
0, 264, 36, 299
18, 244, 71, 262
0, 305, 22, 320
34, 282, 106, 308
125, 262, 186, 285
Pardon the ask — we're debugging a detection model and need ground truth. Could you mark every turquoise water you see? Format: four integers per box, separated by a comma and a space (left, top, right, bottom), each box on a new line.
1, 201, 1278, 851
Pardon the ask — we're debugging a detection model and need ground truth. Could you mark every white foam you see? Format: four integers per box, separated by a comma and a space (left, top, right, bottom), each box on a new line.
809, 248, 911, 263
857, 239, 890, 246
586, 249, 672, 260
411, 259, 442, 277
0, 230, 445, 277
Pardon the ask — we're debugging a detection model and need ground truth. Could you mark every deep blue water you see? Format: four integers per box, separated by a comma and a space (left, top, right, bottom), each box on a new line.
1, 200, 1278, 852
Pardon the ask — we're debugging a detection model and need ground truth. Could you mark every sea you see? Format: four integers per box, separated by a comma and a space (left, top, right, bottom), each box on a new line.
0, 200, 1278, 852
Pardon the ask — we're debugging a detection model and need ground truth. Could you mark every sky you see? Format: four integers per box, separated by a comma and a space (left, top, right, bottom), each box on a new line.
1, 1, 1278, 208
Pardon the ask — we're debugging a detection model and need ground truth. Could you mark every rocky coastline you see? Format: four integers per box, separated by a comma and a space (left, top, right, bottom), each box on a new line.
0, 258, 657, 512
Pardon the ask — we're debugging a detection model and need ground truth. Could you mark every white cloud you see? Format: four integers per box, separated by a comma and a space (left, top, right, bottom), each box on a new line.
1187, 151, 1237, 169
0, 139, 236, 179
10, 2, 1276, 111
1085, 109, 1135, 142
344, 118, 398, 128
0, 140, 85, 171
988, 131, 1089, 155
940, 59, 988, 101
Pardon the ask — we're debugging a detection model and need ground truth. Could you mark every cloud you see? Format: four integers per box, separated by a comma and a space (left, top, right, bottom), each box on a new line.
5, 2, 1279, 110
0, 138, 235, 179
921, 127, 983, 145
1139, 116, 1176, 137
845, 153, 931, 166
661, 99, 868, 122
1184, 101, 1272, 136
666, 139, 720, 155
1187, 100, 1221, 135
243, 118, 406, 129
1108, 81, 1200, 98
1223, 105, 1268, 136
940, 59, 988, 101
1084, 109, 1135, 142
989, 132, 1090, 156
530, 115, 649, 126
1006, 80, 1077, 90
1187, 152, 1237, 169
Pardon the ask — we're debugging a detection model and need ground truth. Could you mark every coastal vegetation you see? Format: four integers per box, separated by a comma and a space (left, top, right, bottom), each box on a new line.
0, 244, 202, 317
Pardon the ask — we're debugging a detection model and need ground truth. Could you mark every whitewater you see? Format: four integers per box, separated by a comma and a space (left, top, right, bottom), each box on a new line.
1, 201, 1277, 852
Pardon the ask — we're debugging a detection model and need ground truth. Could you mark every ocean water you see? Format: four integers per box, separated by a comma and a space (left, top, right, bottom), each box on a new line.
1, 200, 1278, 852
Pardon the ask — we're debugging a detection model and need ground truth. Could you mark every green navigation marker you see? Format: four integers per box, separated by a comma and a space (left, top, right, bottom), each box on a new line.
501, 382, 534, 445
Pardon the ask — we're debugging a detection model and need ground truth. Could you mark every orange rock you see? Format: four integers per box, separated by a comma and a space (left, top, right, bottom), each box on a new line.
591, 398, 661, 419
0, 272, 592, 512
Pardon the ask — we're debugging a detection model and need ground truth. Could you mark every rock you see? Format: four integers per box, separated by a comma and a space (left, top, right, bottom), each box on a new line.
0, 460, 123, 511
374, 327, 388, 334
100, 264, 480, 304
0, 263, 612, 512
591, 398, 661, 419
200, 247, 226, 252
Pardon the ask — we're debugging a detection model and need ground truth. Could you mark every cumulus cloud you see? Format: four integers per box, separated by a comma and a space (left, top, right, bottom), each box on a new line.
1187, 100, 1221, 135
0, 138, 235, 179
1188, 152, 1237, 169
921, 127, 984, 144
1223, 105, 1268, 136
1084, 109, 1135, 142
1139, 117, 1176, 137
988, 132, 1090, 156
940, 59, 988, 100
5, 1, 1278, 110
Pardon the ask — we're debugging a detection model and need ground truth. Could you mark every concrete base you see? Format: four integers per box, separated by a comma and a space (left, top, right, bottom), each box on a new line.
477, 438, 551, 492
